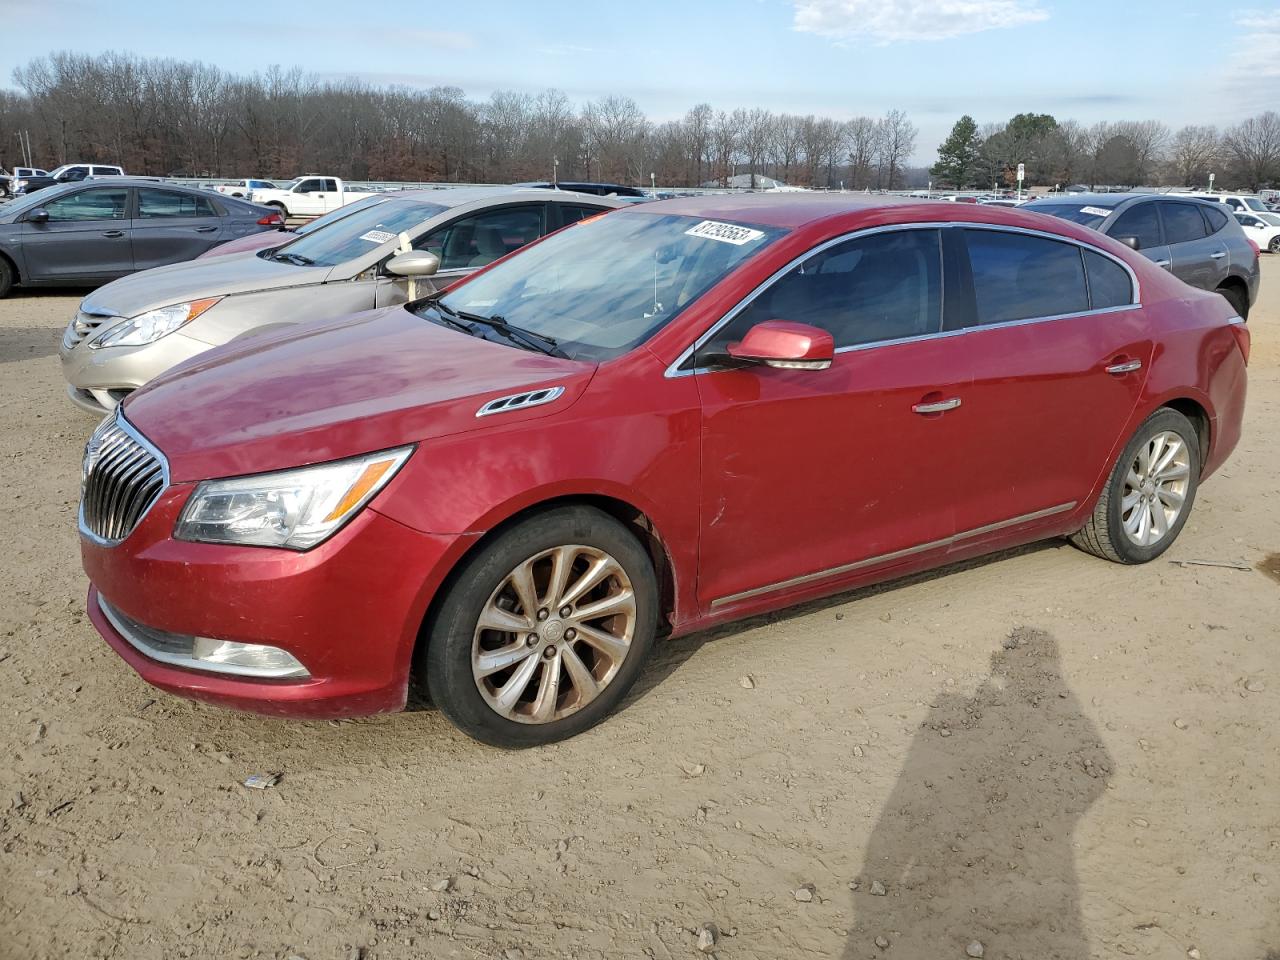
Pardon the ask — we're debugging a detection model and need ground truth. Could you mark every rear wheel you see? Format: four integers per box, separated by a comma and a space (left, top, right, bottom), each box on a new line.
1269, 236, 1280, 254
422, 506, 658, 747
1217, 282, 1249, 320
1070, 408, 1200, 564
0, 257, 14, 299
268, 202, 288, 221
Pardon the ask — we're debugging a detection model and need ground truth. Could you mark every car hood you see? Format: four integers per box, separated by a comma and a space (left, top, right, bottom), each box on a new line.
197, 231, 290, 259
80, 252, 332, 318
123, 305, 595, 483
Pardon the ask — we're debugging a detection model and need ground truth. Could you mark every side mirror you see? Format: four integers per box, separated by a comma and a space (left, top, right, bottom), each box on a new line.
26, 209, 49, 224
726, 320, 834, 371
385, 250, 440, 278
1115, 235, 1141, 251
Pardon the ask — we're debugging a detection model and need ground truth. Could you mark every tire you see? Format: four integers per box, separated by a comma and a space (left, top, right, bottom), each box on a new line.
422, 505, 659, 747
1217, 283, 1249, 321
1070, 408, 1200, 564
268, 202, 288, 220
1269, 236, 1280, 255
0, 257, 14, 299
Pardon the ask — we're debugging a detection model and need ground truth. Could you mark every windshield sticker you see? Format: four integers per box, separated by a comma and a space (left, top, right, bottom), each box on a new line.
359, 230, 396, 244
684, 220, 766, 245
1079, 206, 1113, 218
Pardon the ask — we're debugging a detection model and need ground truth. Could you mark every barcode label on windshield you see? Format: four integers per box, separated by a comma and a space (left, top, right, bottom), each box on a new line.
359, 230, 396, 244
1080, 206, 1112, 217
684, 220, 766, 245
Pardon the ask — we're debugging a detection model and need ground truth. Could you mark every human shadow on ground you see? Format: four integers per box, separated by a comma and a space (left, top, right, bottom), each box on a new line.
842, 626, 1112, 960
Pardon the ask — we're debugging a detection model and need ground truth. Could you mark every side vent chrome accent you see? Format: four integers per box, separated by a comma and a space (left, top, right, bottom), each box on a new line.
476, 386, 566, 418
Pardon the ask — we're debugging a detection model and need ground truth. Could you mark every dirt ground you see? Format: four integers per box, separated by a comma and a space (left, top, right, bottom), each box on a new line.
1, 264, 1278, 960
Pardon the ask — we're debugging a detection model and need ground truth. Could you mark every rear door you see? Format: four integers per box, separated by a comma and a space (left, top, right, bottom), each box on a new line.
693, 227, 969, 608
949, 227, 1151, 538
1161, 200, 1226, 291
130, 187, 228, 269
20, 186, 133, 281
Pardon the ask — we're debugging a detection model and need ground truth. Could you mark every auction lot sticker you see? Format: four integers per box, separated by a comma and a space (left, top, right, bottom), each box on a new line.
685, 220, 766, 245
1080, 206, 1113, 218
359, 230, 396, 244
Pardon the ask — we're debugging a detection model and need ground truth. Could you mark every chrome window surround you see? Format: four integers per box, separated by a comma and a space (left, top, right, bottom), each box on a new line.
709, 501, 1077, 609
77, 409, 170, 547
664, 222, 1142, 378
476, 385, 565, 417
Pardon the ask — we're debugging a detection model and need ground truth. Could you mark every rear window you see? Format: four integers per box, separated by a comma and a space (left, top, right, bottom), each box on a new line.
1203, 205, 1229, 233
964, 229, 1089, 324
1023, 202, 1117, 230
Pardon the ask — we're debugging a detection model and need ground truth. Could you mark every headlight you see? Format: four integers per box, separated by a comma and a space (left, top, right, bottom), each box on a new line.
175, 447, 414, 550
89, 297, 222, 349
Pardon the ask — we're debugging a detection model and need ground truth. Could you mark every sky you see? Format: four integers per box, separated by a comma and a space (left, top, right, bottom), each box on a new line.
3, 0, 1278, 167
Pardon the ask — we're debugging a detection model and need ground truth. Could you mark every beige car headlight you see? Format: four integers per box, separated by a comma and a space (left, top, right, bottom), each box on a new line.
90, 298, 222, 349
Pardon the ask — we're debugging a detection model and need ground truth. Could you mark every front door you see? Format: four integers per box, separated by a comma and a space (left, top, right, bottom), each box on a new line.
949, 228, 1152, 538
693, 227, 968, 608
20, 186, 133, 281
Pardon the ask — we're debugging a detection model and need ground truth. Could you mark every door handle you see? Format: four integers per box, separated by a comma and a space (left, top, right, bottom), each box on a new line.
195, 225, 217, 232
1154, 259, 1171, 269
1210, 251, 1226, 259
1105, 358, 1143, 375
912, 397, 962, 415
102, 230, 125, 238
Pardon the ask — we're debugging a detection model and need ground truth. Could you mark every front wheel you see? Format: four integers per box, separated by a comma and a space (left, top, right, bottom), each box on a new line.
268, 202, 288, 221
1070, 408, 1200, 564
422, 506, 659, 747
1269, 236, 1280, 254
0, 257, 14, 299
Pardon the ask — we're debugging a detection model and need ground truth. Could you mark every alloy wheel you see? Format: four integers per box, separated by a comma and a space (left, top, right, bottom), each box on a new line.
1270, 236, 1280, 254
471, 544, 637, 724
1121, 430, 1191, 547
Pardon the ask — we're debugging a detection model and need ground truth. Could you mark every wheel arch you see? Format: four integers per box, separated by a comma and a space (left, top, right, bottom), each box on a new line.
1160, 396, 1211, 473
0, 247, 20, 283
1216, 273, 1250, 318
409, 493, 679, 685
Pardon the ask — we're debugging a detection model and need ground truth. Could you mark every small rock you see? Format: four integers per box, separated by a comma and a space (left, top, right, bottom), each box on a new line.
465, 865, 479, 877
428, 877, 452, 893
794, 884, 815, 902
1131, 817, 1149, 828
679, 761, 706, 777
697, 923, 719, 953
29, 723, 46, 744
1244, 679, 1265, 693
835, 613, 844, 620
869, 880, 887, 897
1254, 873, 1269, 886
853, 745, 865, 758
1187, 949, 1201, 960
243, 773, 282, 790
12, 791, 26, 811
966, 941, 985, 958
875, 934, 890, 949
346, 949, 364, 960
503, 950, 525, 960
939, 728, 952, 738
1173, 718, 1188, 730
217, 753, 231, 765
739, 675, 755, 689
427, 908, 441, 921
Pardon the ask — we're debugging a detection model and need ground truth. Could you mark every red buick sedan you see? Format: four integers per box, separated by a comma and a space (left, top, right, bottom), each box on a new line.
78, 195, 1249, 747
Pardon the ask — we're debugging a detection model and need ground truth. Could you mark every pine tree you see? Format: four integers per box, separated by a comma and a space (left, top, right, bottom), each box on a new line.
931, 115, 981, 189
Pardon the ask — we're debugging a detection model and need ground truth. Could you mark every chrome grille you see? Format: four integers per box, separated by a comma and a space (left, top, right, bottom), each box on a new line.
80, 413, 168, 544
63, 309, 116, 349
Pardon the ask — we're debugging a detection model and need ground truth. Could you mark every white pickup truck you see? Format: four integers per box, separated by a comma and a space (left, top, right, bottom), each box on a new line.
244, 175, 380, 218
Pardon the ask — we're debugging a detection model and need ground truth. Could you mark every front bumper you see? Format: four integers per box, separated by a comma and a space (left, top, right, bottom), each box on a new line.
60, 330, 214, 415
82, 485, 467, 719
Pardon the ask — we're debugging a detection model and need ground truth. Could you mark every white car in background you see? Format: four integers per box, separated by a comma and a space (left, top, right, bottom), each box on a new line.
1234, 211, 1280, 253
213, 179, 280, 199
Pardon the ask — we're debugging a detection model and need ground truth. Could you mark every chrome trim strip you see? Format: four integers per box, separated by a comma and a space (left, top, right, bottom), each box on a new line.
99, 598, 310, 679
77, 409, 171, 547
475, 385, 566, 418
708, 501, 1078, 609
665, 221, 1142, 378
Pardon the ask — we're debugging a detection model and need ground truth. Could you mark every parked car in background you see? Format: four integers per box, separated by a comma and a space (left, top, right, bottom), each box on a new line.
1021, 193, 1258, 318
16, 163, 125, 194
59, 188, 624, 413
1233, 211, 1280, 253
75, 195, 1248, 746
245, 175, 380, 218
518, 181, 650, 198
212, 179, 280, 199
0, 179, 281, 299
1187, 192, 1271, 215
197, 195, 387, 259
2, 166, 49, 197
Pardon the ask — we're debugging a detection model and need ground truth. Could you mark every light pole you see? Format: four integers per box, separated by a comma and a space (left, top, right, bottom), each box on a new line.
552, 157, 559, 186
650, 172, 655, 195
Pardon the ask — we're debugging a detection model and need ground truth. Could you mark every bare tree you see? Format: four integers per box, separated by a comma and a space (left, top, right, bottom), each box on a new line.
845, 116, 878, 189
1223, 112, 1280, 188
875, 109, 917, 190
1166, 125, 1221, 186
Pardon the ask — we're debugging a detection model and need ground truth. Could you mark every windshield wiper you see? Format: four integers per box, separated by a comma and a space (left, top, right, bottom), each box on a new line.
424, 300, 480, 337
457, 310, 567, 358
270, 251, 315, 266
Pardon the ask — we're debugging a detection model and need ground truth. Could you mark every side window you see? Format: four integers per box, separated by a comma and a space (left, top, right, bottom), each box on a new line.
965, 229, 1088, 323
1160, 202, 1209, 244
138, 188, 217, 218
1238, 216, 1262, 228
559, 204, 607, 227
297, 179, 322, 193
1109, 204, 1162, 249
1224, 198, 1242, 210
62, 166, 90, 182
323, 179, 339, 192
1083, 250, 1133, 309
1202, 205, 1229, 233
423, 206, 546, 271
41, 189, 128, 222
703, 229, 943, 354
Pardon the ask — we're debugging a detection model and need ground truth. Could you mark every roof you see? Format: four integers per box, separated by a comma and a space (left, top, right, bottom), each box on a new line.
1025, 192, 1221, 207
618, 192, 928, 229
388, 186, 627, 208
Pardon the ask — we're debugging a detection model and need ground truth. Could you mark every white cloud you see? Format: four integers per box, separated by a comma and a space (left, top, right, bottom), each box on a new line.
792, 0, 1048, 43
1221, 9, 1280, 109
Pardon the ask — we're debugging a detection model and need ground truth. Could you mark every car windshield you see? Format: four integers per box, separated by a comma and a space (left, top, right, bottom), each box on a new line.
293, 196, 388, 237
271, 198, 445, 267
1259, 213, 1280, 227
1022, 201, 1116, 229
2, 185, 76, 217
424, 212, 786, 362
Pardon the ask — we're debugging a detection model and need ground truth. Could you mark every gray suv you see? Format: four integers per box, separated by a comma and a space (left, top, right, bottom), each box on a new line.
1022, 193, 1259, 319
